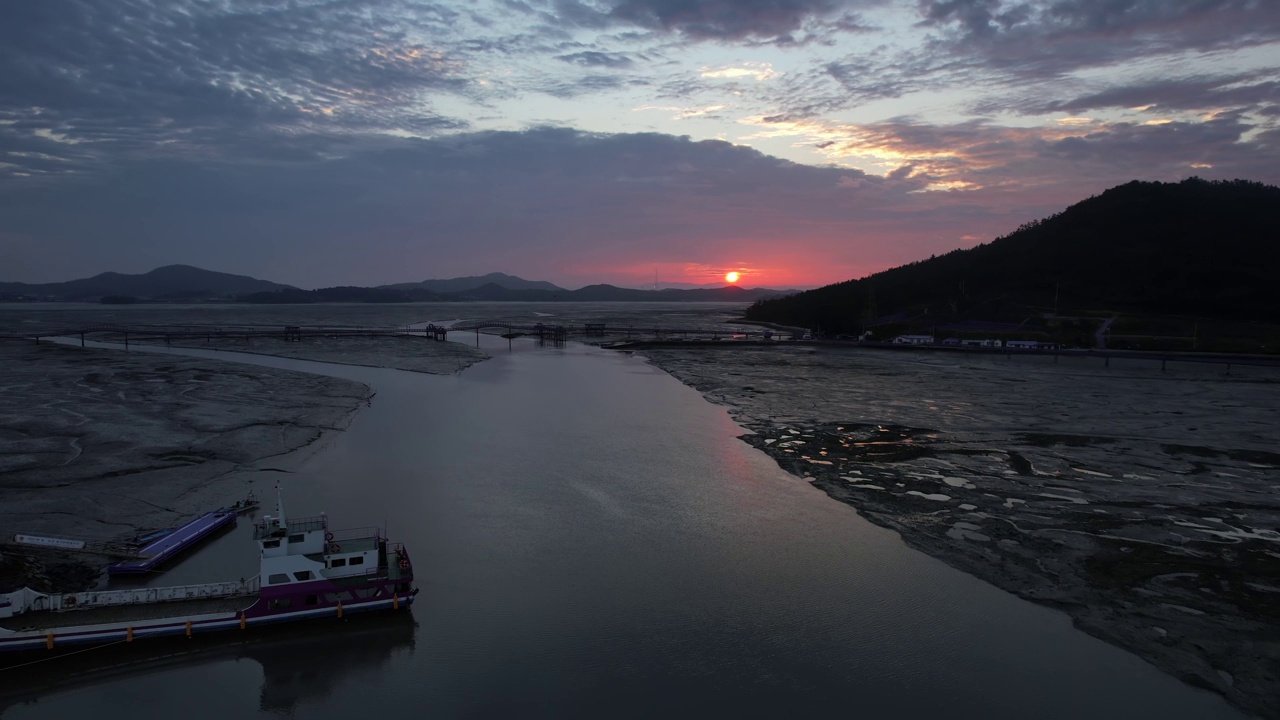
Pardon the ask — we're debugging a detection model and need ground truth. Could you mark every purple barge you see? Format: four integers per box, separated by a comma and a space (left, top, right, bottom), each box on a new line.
108, 510, 238, 575
0, 492, 417, 653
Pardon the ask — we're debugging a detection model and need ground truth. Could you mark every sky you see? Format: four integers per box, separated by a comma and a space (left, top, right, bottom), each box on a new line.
1, 0, 1278, 290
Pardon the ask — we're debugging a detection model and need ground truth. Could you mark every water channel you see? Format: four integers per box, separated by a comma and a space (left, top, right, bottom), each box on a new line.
3, 333, 1243, 718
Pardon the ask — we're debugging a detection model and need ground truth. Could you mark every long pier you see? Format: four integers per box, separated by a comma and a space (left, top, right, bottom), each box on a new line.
3, 323, 452, 347
0, 321, 784, 346
4, 322, 1276, 372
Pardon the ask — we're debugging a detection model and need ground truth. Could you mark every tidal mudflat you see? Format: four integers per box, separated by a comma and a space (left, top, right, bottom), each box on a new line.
2, 302, 1274, 715
0, 342, 372, 590
632, 344, 1280, 718
0, 298, 498, 590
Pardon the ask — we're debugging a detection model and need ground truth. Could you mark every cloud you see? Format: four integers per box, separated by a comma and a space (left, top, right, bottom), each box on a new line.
0, 0, 488, 174
1015, 74, 1280, 115
916, 0, 1280, 77
742, 110, 1280, 197
609, 0, 841, 39
556, 51, 636, 68
2, 0, 1278, 292
701, 62, 781, 81
534, 0, 876, 41
918, 0, 1011, 37
0, 128, 1000, 287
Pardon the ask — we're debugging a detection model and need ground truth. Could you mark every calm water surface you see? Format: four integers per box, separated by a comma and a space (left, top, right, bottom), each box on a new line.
3, 334, 1243, 719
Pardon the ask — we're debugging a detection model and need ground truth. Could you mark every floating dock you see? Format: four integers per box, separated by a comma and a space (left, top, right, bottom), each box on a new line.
108, 510, 237, 575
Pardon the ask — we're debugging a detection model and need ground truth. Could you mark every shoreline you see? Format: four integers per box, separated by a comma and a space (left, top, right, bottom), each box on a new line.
4, 315, 1275, 714
0, 331, 488, 595
628, 343, 1280, 719
0, 342, 374, 594
0, 332, 491, 593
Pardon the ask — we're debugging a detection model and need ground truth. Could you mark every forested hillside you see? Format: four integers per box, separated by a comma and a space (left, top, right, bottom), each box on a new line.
745, 178, 1280, 345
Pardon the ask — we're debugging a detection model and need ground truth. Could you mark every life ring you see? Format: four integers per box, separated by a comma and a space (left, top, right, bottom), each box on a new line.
329, 543, 341, 553
398, 559, 410, 571
64, 596, 77, 608
324, 532, 334, 543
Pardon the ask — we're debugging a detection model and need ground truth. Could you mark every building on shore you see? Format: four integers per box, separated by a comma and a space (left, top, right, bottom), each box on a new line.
892, 334, 935, 345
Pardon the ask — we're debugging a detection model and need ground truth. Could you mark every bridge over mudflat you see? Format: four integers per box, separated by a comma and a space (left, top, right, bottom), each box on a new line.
1, 321, 789, 346
0, 323, 453, 347
5, 322, 1276, 374
449, 320, 784, 343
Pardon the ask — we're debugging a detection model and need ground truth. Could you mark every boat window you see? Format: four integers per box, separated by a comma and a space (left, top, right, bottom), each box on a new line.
263, 540, 281, 548
270, 598, 292, 609
329, 558, 347, 568
288, 534, 305, 543
349, 556, 365, 566
354, 587, 377, 599
267, 573, 290, 585
294, 570, 313, 581
305, 595, 319, 606
324, 591, 354, 602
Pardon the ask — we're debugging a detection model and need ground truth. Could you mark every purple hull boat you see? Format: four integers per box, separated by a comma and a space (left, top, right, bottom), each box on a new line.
0, 491, 417, 653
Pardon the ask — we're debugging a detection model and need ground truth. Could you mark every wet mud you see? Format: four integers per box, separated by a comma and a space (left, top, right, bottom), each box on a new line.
635, 344, 1280, 719
0, 342, 373, 592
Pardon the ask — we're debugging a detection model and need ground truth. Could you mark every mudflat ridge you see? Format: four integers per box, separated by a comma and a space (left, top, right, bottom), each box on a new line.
633, 344, 1280, 719
132, 334, 487, 375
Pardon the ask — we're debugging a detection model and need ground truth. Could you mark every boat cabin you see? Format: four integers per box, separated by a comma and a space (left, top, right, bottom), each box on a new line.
254, 511, 391, 587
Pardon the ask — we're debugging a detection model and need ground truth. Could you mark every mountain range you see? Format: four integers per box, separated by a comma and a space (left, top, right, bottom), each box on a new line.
0, 265, 291, 302
0, 266, 785, 304
238, 281, 783, 304
380, 273, 563, 294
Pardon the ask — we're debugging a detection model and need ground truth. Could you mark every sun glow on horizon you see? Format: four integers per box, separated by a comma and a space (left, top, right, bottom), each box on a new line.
725, 271, 740, 284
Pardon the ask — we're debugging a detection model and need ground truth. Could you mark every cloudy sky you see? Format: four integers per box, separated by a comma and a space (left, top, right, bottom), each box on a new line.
2, 0, 1278, 289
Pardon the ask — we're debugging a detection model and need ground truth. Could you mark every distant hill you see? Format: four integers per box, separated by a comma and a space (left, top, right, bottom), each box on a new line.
432, 282, 782, 302
238, 286, 439, 304
380, 273, 563, 294
745, 178, 1280, 339
0, 265, 292, 302
240, 282, 785, 304
0, 265, 789, 305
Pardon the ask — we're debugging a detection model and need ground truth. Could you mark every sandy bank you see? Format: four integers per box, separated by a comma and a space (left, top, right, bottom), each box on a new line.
0, 342, 372, 592
631, 343, 1280, 719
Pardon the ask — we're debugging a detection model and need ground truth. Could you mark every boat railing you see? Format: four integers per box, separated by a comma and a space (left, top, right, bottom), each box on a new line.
327, 526, 383, 543
43, 575, 261, 614
254, 513, 327, 539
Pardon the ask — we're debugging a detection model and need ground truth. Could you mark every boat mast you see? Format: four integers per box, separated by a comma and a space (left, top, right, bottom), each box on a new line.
274, 484, 287, 531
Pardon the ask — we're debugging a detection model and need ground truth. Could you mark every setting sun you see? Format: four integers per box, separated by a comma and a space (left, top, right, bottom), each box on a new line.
725, 271, 740, 284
